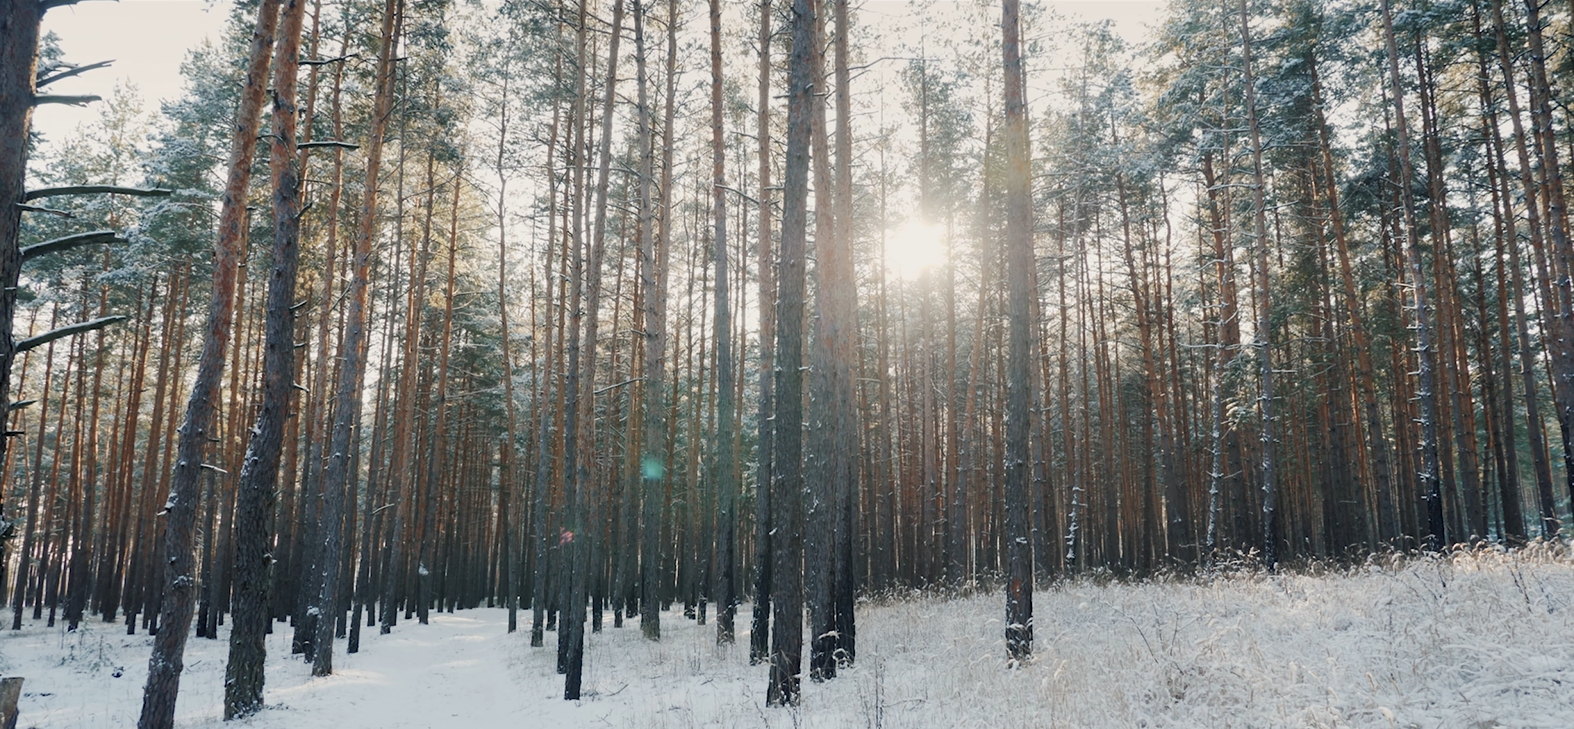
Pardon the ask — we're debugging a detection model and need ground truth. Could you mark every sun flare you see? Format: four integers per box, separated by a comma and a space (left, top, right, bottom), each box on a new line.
886, 220, 948, 280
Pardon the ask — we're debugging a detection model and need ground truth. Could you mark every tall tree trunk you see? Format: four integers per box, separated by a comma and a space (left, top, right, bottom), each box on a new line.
1472, 9, 1537, 542
417, 177, 461, 629
1379, 0, 1445, 549
805, 0, 838, 681
767, 0, 814, 705
830, 0, 857, 666
542, 4, 588, 652
749, 0, 776, 668
0, 2, 46, 530
284, 22, 348, 626
708, 0, 739, 646
1201, 148, 1238, 558
1001, 0, 1033, 662
636, 0, 665, 644
565, 0, 625, 698
137, 2, 281, 725
529, 51, 568, 648
224, 0, 307, 714
312, 0, 400, 677
495, 62, 523, 635
1237, 0, 1279, 568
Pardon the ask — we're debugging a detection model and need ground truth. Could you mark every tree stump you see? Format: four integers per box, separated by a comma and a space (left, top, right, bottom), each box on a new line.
0, 676, 23, 729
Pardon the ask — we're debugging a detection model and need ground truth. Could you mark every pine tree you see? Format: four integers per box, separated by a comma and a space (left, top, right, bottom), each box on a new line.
1000, 0, 1033, 663
139, 2, 281, 725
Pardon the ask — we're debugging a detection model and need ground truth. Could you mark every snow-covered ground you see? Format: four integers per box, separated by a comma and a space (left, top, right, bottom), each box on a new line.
3, 546, 1571, 728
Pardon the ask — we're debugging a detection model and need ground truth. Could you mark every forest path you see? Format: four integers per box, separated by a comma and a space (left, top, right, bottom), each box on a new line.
11, 605, 767, 729
10, 608, 537, 728
231, 606, 765, 729
248, 610, 530, 728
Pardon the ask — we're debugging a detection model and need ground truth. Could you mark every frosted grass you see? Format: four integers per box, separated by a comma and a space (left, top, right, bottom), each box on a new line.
554, 545, 1574, 729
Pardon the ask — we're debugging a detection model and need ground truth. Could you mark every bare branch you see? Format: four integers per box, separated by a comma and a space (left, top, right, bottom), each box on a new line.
20, 229, 124, 262
594, 377, 642, 396
717, 184, 759, 205
15, 315, 129, 354
298, 140, 359, 150
300, 54, 359, 66
38, 0, 107, 11
23, 185, 174, 202
31, 94, 100, 107
15, 204, 73, 218
36, 60, 114, 88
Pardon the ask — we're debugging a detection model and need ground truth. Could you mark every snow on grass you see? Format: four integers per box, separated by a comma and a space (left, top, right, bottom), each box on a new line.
2, 545, 1570, 728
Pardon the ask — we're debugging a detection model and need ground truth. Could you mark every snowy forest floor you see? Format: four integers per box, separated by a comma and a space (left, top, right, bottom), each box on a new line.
4, 546, 1572, 729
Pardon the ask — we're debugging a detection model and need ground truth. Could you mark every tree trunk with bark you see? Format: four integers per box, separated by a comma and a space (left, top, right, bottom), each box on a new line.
312, 0, 401, 677
565, 0, 625, 698
767, 0, 815, 705
709, 0, 739, 647
224, 0, 307, 715
635, 0, 665, 644
750, 0, 776, 668
137, 2, 281, 726
1379, 0, 1445, 550
1001, 0, 1033, 663
1237, 0, 1279, 568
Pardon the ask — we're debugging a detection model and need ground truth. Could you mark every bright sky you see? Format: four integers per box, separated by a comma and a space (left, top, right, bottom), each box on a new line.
1036, 1, 1165, 39
36, 0, 229, 141
34, 0, 1164, 142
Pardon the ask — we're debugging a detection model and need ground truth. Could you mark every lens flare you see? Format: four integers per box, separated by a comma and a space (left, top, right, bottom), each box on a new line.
886, 220, 947, 280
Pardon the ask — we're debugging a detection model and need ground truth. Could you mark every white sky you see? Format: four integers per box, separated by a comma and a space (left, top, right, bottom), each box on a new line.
34, 0, 1164, 143
36, 0, 229, 140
